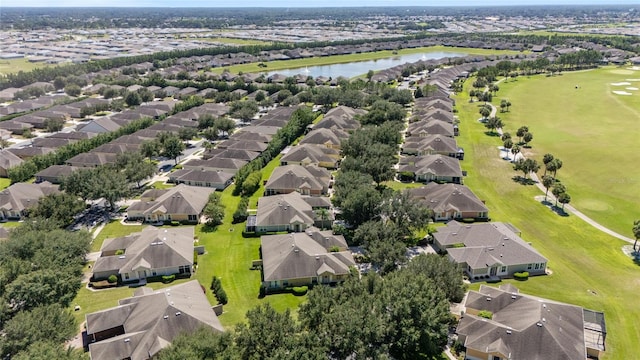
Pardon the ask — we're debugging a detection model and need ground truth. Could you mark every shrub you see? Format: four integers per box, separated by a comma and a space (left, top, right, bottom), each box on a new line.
162, 274, 176, 283
328, 245, 340, 252
292, 286, 308, 296
210, 276, 228, 304
193, 250, 198, 265
477, 310, 493, 319
107, 275, 118, 284
115, 249, 124, 255
171, 221, 180, 226
232, 196, 250, 224
514, 271, 529, 280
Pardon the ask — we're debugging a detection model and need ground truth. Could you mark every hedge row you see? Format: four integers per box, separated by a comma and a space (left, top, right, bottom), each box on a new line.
210, 276, 228, 305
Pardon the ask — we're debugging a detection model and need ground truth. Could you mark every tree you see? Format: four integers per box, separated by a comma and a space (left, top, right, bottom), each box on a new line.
366, 69, 374, 81
479, 105, 491, 120
203, 192, 225, 227
340, 186, 382, 228
0, 138, 11, 149
156, 327, 236, 360
503, 138, 513, 160
379, 191, 431, 240
633, 220, 640, 252
548, 158, 563, 177
64, 84, 81, 97
542, 153, 555, 176
404, 254, 466, 302
501, 132, 511, 141
4, 269, 80, 312
28, 192, 85, 227
516, 125, 529, 144
60, 169, 95, 201
557, 192, 571, 211
522, 131, 533, 147
332, 171, 375, 209
511, 145, 521, 161
161, 135, 186, 164
214, 117, 236, 138
315, 208, 331, 230
1, 304, 77, 358
53, 76, 66, 91
125, 91, 142, 107
542, 175, 556, 201
354, 221, 406, 274
116, 152, 156, 188
44, 118, 65, 132
178, 127, 198, 141
485, 116, 503, 134
513, 158, 540, 179
12, 341, 87, 360
140, 139, 160, 158
551, 182, 567, 207
500, 99, 508, 113
235, 304, 298, 360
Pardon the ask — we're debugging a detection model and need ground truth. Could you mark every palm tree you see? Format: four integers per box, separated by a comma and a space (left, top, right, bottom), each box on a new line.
542, 153, 555, 176
542, 175, 555, 201
510, 145, 521, 162
633, 220, 640, 252
551, 183, 566, 208
503, 139, 513, 160
316, 208, 331, 230
551, 158, 563, 177
558, 192, 571, 211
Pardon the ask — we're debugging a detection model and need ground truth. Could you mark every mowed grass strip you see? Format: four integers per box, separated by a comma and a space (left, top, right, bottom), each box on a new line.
0, 58, 50, 75
494, 67, 640, 236
455, 82, 640, 360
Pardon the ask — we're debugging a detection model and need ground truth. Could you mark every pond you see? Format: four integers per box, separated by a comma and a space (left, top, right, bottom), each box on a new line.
265, 51, 468, 79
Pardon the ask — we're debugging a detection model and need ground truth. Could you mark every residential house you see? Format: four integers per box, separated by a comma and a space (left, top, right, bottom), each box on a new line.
66, 152, 117, 167
182, 157, 247, 175
78, 117, 123, 134
168, 169, 234, 190
299, 128, 349, 150
202, 148, 261, 162
0, 182, 59, 220
0, 149, 23, 177
86, 280, 224, 360
280, 144, 341, 169
457, 284, 606, 360
402, 134, 464, 159
265, 164, 331, 196
35, 164, 80, 184
252, 192, 329, 233
127, 184, 214, 223
407, 183, 488, 221
216, 139, 269, 153
407, 119, 457, 137
398, 155, 463, 184
92, 226, 195, 282
261, 228, 355, 291
433, 220, 547, 279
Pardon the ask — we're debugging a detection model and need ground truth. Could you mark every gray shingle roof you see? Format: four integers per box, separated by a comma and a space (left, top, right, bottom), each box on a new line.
261, 231, 354, 282
457, 285, 590, 360
0, 182, 59, 212
265, 164, 331, 194
93, 226, 195, 276
407, 183, 488, 214
256, 192, 315, 229
436, 221, 547, 269
127, 184, 214, 217
87, 280, 224, 360
398, 154, 462, 178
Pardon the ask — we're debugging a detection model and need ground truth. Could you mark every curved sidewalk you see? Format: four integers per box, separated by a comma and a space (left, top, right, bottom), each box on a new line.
488, 101, 634, 245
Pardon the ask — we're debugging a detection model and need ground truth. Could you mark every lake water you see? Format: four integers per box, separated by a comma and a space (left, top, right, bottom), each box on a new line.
265, 51, 468, 79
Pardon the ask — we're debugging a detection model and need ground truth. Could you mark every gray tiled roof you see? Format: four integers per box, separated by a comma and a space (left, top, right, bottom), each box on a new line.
265, 164, 331, 194
299, 128, 349, 148
402, 134, 460, 154
280, 144, 340, 166
87, 280, 224, 360
0, 182, 59, 212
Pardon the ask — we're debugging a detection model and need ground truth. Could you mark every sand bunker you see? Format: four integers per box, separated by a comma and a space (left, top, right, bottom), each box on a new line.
626, 78, 640, 81
613, 91, 633, 95
626, 87, 639, 91
611, 82, 631, 86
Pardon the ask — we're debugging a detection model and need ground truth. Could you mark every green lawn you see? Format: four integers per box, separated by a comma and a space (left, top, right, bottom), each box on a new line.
0, 178, 10, 190
73, 154, 304, 330
0, 58, 50, 76
91, 220, 144, 252
211, 46, 523, 75
150, 181, 175, 190
381, 180, 426, 191
455, 81, 640, 360
494, 66, 640, 237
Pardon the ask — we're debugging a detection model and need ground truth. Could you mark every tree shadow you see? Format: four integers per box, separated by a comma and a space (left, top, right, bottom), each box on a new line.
201, 223, 220, 233
550, 205, 569, 217
484, 131, 500, 137
511, 176, 536, 186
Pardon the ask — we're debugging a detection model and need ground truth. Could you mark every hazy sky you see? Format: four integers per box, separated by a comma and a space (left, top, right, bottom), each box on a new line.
2, 0, 639, 7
